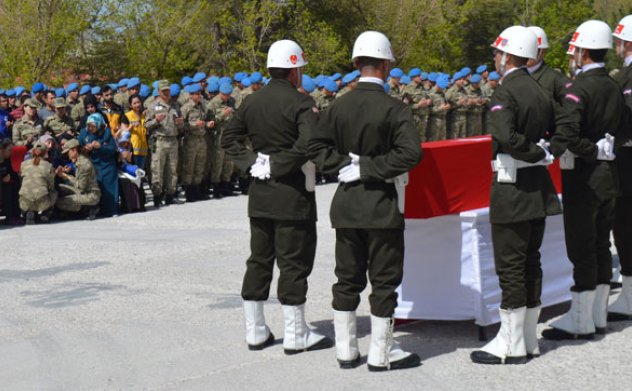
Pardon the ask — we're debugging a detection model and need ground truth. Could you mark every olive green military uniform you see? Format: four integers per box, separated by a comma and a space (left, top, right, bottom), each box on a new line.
180, 99, 213, 186
44, 114, 75, 140
612, 63, 632, 277
232, 87, 244, 108
427, 88, 449, 141
12, 118, 44, 146
70, 102, 85, 128
388, 82, 403, 100
207, 95, 236, 185
56, 154, 101, 212
223, 78, 318, 305
489, 68, 561, 309
145, 96, 183, 198
114, 91, 130, 112
403, 81, 430, 142
309, 81, 423, 317
335, 86, 350, 99
445, 85, 469, 139
482, 82, 496, 134
315, 93, 335, 112
466, 84, 486, 137
19, 159, 57, 212
551, 66, 627, 291
529, 62, 570, 106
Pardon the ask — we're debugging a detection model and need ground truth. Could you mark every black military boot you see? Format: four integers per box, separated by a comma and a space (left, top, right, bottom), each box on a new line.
221, 181, 236, 197
195, 184, 210, 201
87, 205, 100, 220
165, 193, 184, 205
211, 183, 223, 199
185, 185, 197, 203
153, 191, 162, 208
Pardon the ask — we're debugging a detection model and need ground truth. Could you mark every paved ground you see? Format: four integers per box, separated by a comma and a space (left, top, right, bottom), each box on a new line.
1, 184, 631, 391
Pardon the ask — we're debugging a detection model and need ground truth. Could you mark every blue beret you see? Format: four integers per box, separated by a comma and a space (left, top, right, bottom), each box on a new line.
192, 72, 207, 83
389, 68, 404, 78
400, 75, 411, 85
234, 72, 245, 82
384, 83, 390, 93
318, 78, 327, 88
408, 67, 422, 77
152, 88, 159, 97
80, 85, 92, 95
127, 77, 141, 89
476, 65, 488, 74
488, 71, 500, 81
32, 82, 45, 93
301, 75, 315, 93
219, 83, 233, 95
91, 86, 101, 95
139, 84, 151, 98
470, 74, 482, 84
184, 84, 201, 94
66, 83, 79, 93
207, 81, 220, 93
342, 72, 356, 85
118, 78, 129, 88
428, 73, 438, 82
207, 76, 219, 85
0, 89, 4, 95
331, 73, 342, 81
6, 89, 15, 97
170, 84, 181, 96
241, 77, 252, 88
181, 76, 192, 86
421, 72, 428, 81
314, 75, 325, 84
436, 77, 450, 89
219, 76, 232, 85
55, 88, 66, 97
14, 86, 25, 96
323, 78, 338, 93
250, 71, 263, 83
460, 67, 472, 76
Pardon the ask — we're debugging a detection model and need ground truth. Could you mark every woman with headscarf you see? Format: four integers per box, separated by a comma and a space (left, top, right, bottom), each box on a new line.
79, 113, 119, 217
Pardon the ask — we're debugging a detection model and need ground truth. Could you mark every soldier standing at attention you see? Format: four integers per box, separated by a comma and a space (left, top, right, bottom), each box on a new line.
315, 79, 337, 111
403, 67, 432, 143
466, 74, 486, 137
309, 31, 422, 371
223, 39, 332, 354
470, 26, 561, 365
542, 20, 628, 340
526, 26, 570, 106
207, 83, 237, 198
427, 77, 451, 141
445, 71, 469, 139
387, 68, 404, 99
608, 14, 632, 321
145, 80, 185, 207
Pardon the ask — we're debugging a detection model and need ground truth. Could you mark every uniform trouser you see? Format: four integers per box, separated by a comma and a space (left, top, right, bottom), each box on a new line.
427, 116, 447, 141
203, 133, 215, 182
450, 112, 467, 139
150, 137, 179, 195
181, 135, 207, 185
614, 196, 632, 276
176, 136, 185, 183
466, 111, 483, 137
56, 192, 100, 212
492, 219, 546, 309
211, 131, 234, 183
332, 228, 405, 318
241, 218, 317, 305
563, 196, 615, 291
412, 112, 428, 143
19, 193, 56, 213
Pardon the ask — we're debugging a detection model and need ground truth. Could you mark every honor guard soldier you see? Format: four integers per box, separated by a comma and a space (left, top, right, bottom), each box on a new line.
526, 26, 571, 106
608, 15, 632, 321
470, 26, 561, 365
542, 20, 628, 340
222, 40, 332, 354
309, 31, 422, 371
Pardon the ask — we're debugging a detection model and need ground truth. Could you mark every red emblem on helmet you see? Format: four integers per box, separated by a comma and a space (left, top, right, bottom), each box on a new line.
494, 36, 503, 47
570, 32, 579, 43
537, 37, 542, 45
290, 55, 298, 64
615, 24, 624, 35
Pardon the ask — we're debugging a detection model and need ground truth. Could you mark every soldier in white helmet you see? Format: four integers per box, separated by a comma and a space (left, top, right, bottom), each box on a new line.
608, 14, 632, 322
526, 26, 570, 105
223, 40, 333, 354
309, 31, 423, 371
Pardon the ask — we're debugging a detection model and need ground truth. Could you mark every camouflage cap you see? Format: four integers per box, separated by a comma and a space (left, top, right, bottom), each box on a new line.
32, 140, 48, 151
54, 97, 66, 108
157, 80, 170, 91
62, 138, 80, 154
24, 98, 41, 109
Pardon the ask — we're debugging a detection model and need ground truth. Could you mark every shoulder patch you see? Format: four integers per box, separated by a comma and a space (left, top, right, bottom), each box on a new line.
623, 89, 632, 96
564, 93, 580, 103
565, 82, 573, 89
312, 106, 319, 114
490, 105, 503, 112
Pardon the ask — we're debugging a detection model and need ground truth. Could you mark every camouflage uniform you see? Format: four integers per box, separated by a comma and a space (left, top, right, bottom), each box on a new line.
403, 81, 430, 142
314, 93, 335, 112
180, 99, 212, 186
145, 95, 183, 198
19, 158, 57, 212
206, 95, 236, 184
70, 102, 85, 128
481, 83, 496, 134
427, 88, 449, 141
335, 86, 350, 99
388, 82, 403, 100
12, 118, 43, 146
44, 114, 75, 140
466, 84, 486, 137
56, 154, 101, 212
114, 91, 130, 112
445, 85, 469, 139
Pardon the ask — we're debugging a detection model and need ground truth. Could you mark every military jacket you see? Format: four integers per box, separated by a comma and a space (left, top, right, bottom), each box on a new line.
309, 82, 423, 229
530, 62, 570, 105
181, 100, 213, 137
466, 85, 487, 113
19, 158, 55, 201
551, 67, 628, 202
445, 85, 469, 112
70, 102, 85, 127
223, 79, 318, 221
207, 95, 236, 131
488, 68, 561, 224
145, 97, 183, 137
429, 89, 449, 117
403, 82, 430, 115
44, 114, 75, 138
315, 93, 335, 112
12, 117, 43, 146
65, 154, 101, 195
613, 62, 632, 196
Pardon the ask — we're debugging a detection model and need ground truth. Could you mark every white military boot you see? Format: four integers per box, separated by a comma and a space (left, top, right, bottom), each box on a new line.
243, 301, 274, 350
542, 290, 596, 340
282, 304, 333, 355
471, 307, 527, 364
367, 315, 421, 371
608, 276, 632, 321
524, 306, 541, 358
593, 284, 610, 334
333, 310, 360, 368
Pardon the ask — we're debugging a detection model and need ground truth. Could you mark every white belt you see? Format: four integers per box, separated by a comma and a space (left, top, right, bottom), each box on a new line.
491, 153, 551, 183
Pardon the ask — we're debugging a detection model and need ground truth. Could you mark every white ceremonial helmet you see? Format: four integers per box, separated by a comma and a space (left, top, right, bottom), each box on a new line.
613, 15, 632, 42
267, 40, 308, 68
569, 20, 613, 49
528, 26, 549, 49
491, 26, 539, 59
352, 31, 395, 61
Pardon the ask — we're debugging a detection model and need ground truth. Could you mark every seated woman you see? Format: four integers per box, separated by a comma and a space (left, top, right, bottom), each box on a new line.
54, 138, 101, 220
79, 113, 119, 217
117, 131, 146, 213
19, 140, 56, 224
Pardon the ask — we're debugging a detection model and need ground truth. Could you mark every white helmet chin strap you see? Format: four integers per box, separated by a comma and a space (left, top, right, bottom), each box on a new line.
619, 40, 626, 58
500, 52, 507, 76
576, 48, 584, 69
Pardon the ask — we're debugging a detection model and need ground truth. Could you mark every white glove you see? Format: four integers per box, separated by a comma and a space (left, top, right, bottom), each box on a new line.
596, 133, 615, 161
536, 139, 554, 165
250, 152, 271, 180
301, 161, 316, 192
338, 152, 361, 183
